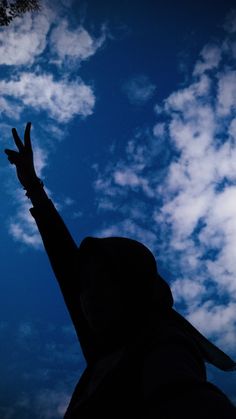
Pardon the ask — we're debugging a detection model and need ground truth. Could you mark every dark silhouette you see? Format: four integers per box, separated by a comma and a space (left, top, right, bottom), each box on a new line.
5, 123, 236, 418
0, 0, 40, 26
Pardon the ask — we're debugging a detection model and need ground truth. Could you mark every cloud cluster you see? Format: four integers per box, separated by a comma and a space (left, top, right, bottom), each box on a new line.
93, 12, 236, 354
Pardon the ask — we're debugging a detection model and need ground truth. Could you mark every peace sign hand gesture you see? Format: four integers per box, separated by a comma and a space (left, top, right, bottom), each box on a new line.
5, 122, 39, 191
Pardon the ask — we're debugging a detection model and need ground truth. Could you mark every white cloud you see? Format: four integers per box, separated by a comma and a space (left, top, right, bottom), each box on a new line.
0, 7, 51, 66
187, 302, 236, 350
114, 170, 140, 186
95, 219, 157, 251
193, 44, 222, 75
43, 124, 66, 141
0, 72, 95, 122
160, 190, 213, 241
165, 74, 211, 113
123, 75, 156, 105
94, 133, 159, 203
33, 143, 49, 177
8, 191, 42, 248
154, 103, 163, 115
64, 197, 75, 206
0, 97, 22, 120
8, 187, 63, 249
113, 168, 155, 197
50, 19, 106, 65
229, 118, 236, 138
172, 279, 206, 305
153, 122, 165, 137
216, 71, 236, 116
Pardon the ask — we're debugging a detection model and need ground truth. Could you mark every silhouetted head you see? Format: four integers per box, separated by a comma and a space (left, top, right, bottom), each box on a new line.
78, 236, 173, 350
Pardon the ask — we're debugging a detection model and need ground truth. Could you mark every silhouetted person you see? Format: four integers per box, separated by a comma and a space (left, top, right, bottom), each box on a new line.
5, 123, 236, 418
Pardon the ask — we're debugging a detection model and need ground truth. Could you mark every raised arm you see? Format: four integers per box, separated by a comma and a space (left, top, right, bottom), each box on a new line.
4, 122, 80, 315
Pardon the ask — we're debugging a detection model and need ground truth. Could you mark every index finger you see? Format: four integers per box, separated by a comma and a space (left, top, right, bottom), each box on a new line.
12, 127, 24, 152
24, 122, 32, 150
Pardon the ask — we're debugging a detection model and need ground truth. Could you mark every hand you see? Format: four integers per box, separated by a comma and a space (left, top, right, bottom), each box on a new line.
5, 122, 39, 190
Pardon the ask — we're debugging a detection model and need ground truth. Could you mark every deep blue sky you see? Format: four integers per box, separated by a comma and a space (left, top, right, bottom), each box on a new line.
0, 0, 236, 416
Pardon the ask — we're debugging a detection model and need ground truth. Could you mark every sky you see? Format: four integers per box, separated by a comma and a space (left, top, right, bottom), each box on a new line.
0, 0, 236, 417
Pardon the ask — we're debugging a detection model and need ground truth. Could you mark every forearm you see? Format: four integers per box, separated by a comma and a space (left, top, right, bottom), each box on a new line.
28, 181, 79, 293
26, 178, 50, 207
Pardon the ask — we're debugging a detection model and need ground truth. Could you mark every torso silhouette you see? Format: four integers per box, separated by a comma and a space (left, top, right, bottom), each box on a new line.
30, 199, 236, 419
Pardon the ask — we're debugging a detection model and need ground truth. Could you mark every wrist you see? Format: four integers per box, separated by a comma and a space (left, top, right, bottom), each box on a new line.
24, 177, 44, 198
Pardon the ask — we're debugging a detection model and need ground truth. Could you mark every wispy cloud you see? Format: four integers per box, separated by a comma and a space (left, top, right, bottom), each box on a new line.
50, 20, 107, 66
193, 43, 222, 76
93, 10, 236, 356
123, 75, 156, 105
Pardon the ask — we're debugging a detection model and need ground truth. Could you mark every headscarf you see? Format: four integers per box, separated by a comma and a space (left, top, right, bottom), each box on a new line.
78, 236, 236, 371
